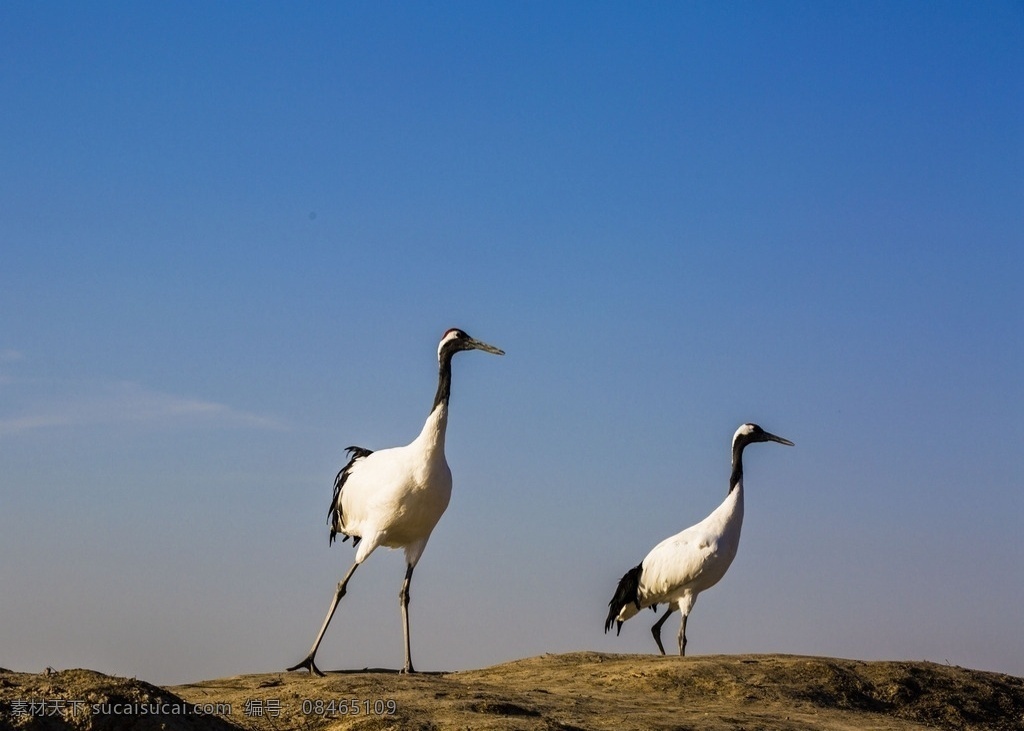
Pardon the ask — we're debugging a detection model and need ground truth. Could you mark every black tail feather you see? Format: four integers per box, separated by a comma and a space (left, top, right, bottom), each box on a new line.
604, 562, 643, 634
328, 446, 373, 545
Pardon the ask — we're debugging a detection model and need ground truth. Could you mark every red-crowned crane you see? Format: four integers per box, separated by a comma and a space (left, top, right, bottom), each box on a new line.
288, 328, 504, 675
605, 423, 793, 655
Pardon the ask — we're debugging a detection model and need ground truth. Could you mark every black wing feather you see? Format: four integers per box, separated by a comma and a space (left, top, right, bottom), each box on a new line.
604, 562, 643, 635
328, 446, 374, 546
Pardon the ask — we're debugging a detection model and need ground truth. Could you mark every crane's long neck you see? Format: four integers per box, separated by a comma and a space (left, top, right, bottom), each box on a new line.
715, 437, 747, 548
419, 350, 455, 455
417, 399, 449, 456
432, 349, 454, 411
729, 439, 746, 494
706, 442, 746, 550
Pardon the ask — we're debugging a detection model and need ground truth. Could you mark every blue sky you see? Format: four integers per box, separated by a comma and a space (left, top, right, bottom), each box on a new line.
2, 2, 1022, 685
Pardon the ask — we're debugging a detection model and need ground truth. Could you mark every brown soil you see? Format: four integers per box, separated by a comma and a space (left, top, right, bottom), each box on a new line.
2, 653, 1023, 730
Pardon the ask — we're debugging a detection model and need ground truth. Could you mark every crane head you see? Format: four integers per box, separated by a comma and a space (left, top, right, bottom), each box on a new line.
734, 423, 795, 448
438, 328, 505, 361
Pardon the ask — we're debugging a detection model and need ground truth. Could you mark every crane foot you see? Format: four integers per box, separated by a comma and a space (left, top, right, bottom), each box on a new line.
286, 656, 325, 677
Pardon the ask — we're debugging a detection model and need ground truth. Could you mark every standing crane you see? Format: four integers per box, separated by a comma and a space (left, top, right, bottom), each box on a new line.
605, 423, 793, 655
288, 328, 504, 675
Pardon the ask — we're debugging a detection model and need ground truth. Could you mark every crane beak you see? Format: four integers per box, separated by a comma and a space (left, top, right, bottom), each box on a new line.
468, 338, 505, 356
765, 432, 794, 446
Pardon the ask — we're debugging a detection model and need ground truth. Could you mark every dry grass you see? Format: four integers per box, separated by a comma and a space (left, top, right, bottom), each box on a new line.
3, 653, 1023, 730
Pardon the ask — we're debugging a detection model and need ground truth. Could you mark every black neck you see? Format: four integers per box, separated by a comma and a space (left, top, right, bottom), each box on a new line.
729, 439, 746, 493
432, 347, 456, 410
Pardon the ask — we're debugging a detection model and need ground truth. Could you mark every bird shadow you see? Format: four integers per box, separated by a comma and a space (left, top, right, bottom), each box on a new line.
317, 667, 447, 676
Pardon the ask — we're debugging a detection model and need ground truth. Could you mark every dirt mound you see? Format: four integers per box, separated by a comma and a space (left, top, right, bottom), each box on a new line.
3, 653, 1022, 730
0, 668, 233, 730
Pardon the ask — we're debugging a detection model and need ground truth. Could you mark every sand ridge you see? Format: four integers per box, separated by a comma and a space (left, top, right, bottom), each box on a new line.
3, 652, 1023, 730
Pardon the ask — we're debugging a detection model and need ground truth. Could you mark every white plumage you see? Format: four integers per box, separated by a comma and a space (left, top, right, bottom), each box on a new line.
336, 407, 452, 567
288, 328, 503, 675
605, 423, 793, 655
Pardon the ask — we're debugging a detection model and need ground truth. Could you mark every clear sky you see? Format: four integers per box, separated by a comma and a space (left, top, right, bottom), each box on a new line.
2, 2, 1022, 685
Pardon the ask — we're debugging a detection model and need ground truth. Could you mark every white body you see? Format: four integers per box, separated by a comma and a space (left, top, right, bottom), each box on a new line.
338, 402, 452, 567
617, 483, 743, 625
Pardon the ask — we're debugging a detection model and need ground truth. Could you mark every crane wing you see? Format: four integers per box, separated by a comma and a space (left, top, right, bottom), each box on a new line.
639, 526, 720, 603
605, 563, 643, 634
329, 446, 374, 545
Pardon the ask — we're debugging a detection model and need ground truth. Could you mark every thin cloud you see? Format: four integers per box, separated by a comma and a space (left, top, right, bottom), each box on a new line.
0, 381, 286, 437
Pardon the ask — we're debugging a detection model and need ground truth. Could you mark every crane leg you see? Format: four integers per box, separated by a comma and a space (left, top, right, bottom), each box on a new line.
677, 613, 688, 656
287, 561, 360, 676
399, 563, 415, 674
650, 606, 676, 656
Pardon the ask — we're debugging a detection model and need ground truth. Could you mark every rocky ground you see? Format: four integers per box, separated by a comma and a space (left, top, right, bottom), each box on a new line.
3, 652, 1023, 730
